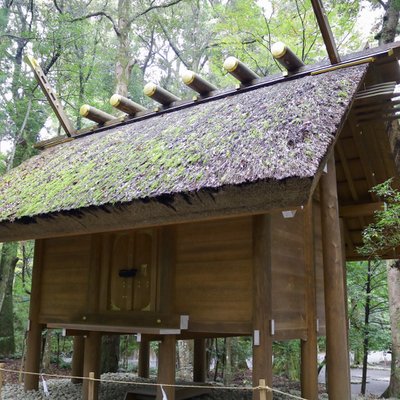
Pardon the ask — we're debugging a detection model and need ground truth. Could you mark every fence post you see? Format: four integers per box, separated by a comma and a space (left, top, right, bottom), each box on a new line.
259, 378, 267, 400
0, 363, 4, 400
88, 372, 95, 400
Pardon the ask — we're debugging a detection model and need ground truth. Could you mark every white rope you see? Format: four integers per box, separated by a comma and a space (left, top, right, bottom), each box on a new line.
0, 367, 308, 400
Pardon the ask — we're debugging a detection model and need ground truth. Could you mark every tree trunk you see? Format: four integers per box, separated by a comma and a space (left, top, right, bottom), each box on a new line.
115, 0, 136, 96
100, 335, 120, 373
378, 1, 400, 45
0, 242, 18, 357
361, 260, 372, 395
382, 260, 400, 398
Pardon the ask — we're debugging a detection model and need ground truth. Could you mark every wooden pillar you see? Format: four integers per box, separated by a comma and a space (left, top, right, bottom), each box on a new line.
252, 215, 273, 400
300, 203, 319, 400
71, 336, 85, 384
25, 241, 44, 391
157, 335, 176, 400
193, 338, 207, 382
138, 336, 150, 378
320, 154, 351, 400
82, 332, 102, 400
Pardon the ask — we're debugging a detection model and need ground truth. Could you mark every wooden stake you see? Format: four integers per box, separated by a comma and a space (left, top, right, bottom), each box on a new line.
0, 363, 4, 400
88, 372, 95, 400
320, 154, 351, 400
252, 215, 273, 400
259, 379, 267, 400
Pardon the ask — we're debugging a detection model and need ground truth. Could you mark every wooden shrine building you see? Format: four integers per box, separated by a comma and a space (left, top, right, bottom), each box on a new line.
2, 37, 400, 400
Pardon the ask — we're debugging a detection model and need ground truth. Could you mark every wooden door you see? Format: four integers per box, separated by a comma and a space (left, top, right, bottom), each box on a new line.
108, 230, 156, 312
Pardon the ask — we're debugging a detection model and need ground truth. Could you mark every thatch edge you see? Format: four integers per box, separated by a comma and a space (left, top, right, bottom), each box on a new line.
0, 177, 312, 242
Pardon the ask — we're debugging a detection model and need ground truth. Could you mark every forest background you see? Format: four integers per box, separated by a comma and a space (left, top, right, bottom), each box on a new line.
0, 0, 399, 397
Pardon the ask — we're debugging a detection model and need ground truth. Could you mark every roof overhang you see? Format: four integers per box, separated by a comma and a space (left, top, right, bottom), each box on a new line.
0, 177, 312, 242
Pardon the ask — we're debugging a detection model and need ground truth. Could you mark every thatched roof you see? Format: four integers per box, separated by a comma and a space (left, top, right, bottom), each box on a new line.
0, 64, 367, 239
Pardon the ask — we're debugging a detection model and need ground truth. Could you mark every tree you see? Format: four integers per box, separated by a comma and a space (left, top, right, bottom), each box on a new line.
347, 260, 390, 394
360, 180, 400, 397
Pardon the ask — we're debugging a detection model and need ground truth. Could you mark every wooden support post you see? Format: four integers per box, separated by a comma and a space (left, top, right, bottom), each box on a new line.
25, 241, 44, 392
82, 332, 101, 400
320, 154, 351, 400
252, 215, 273, 400
0, 362, 4, 400
193, 338, 207, 382
300, 203, 319, 400
138, 336, 150, 378
71, 336, 85, 384
157, 335, 176, 400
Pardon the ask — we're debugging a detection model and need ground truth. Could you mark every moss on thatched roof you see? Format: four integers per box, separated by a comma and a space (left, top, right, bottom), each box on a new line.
0, 65, 367, 223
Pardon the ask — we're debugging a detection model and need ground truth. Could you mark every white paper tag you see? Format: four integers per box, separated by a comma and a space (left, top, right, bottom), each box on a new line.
41, 375, 49, 396
161, 385, 168, 400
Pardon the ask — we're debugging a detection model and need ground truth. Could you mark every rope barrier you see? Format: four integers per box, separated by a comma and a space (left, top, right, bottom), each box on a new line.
0, 366, 308, 400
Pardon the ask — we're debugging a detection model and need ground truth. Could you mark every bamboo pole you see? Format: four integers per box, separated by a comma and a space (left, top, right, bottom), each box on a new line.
320, 154, 351, 400
88, 372, 95, 400
0, 363, 4, 400
259, 379, 267, 400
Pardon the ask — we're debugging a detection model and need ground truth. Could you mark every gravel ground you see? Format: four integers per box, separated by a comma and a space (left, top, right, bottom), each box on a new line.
1, 373, 308, 400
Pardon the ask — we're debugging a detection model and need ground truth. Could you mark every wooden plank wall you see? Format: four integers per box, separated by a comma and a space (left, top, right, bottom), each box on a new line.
174, 217, 253, 327
36, 213, 326, 339
270, 211, 306, 339
39, 235, 92, 321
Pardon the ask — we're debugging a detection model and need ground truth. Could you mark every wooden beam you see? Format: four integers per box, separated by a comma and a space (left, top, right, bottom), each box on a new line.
24, 240, 45, 391
310, 0, 340, 64
339, 202, 384, 218
348, 120, 379, 202
320, 154, 351, 400
300, 203, 318, 400
252, 215, 273, 400
157, 335, 176, 400
193, 338, 207, 383
336, 141, 359, 202
24, 56, 75, 137
82, 331, 101, 400
71, 336, 85, 384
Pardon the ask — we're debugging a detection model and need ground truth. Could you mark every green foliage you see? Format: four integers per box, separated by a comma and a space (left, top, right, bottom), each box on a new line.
273, 341, 300, 380
359, 179, 400, 257
347, 260, 391, 363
